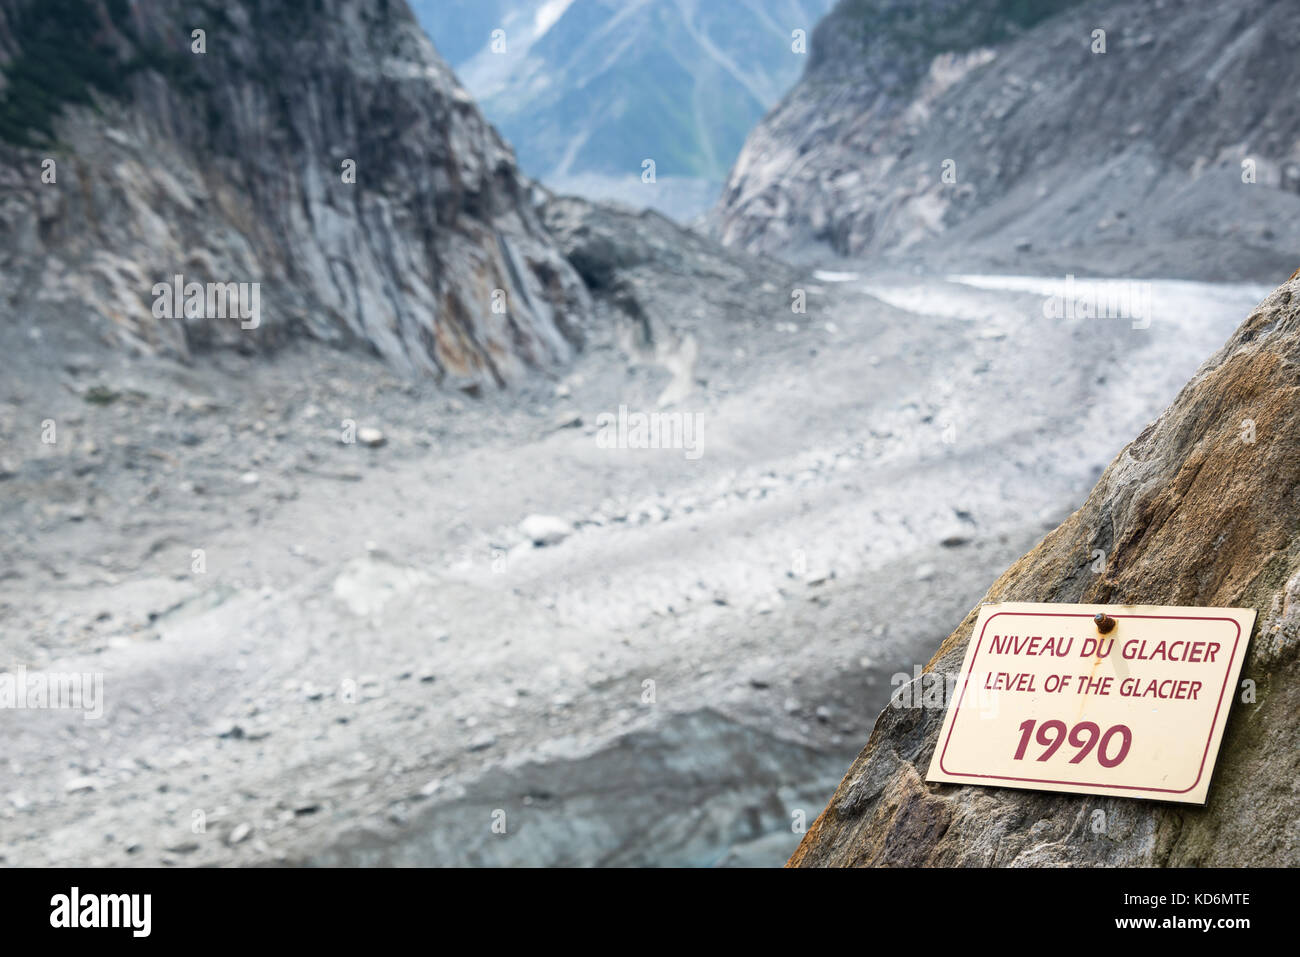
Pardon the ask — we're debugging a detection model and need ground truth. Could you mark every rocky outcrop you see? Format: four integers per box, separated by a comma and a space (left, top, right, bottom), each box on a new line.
715, 0, 1300, 279
541, 193, 797, 335
0, 0, 590, 388
789, 275, 1300, 866
539, 193, 801, 403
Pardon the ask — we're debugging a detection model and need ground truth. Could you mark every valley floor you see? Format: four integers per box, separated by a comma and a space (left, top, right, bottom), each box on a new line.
0, 270, 1269, 866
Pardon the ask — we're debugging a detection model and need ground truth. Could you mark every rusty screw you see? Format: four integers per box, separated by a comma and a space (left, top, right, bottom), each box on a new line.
1094, 612, 1116, 634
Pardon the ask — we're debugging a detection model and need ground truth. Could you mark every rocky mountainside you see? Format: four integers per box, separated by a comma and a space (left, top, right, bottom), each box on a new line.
789, 274, 1300, 866
714, 0, 1300, 279
0, 0, 590, 390
414, 0, 834, 220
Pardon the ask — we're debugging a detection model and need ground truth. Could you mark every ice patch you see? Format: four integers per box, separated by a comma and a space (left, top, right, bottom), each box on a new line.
812, 270, 860, 282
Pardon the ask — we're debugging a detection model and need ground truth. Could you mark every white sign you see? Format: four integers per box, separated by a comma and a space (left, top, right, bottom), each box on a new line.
925, 602, 1256, 804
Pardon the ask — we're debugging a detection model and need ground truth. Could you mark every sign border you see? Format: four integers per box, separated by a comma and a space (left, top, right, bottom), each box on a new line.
935, 609, 1247, 799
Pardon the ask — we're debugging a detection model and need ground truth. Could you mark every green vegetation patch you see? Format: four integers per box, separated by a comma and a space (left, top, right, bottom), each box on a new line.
0, 0, 208, 148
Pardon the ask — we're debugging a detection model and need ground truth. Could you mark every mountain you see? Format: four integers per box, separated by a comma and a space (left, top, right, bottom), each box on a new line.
714, 0, 1300, 279
789, 272, 1300, 866
412, 0, 835, 220
0, 0, 591, 390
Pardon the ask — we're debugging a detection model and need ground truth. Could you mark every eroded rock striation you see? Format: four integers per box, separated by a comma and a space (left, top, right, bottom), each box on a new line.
715, 0, 1300, 279
0, 0, 590, 388
789, 276, 1300, 866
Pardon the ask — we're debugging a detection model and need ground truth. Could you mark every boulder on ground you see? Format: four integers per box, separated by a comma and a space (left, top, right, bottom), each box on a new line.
519, 514, 573, 547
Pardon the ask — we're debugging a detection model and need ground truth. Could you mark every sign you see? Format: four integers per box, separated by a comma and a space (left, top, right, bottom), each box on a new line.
925, 602, 1256, 804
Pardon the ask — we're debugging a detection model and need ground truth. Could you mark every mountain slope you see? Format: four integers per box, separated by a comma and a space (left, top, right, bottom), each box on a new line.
714, 0, 1300, 279
789, 274, 1300, 866
0, 0, 591, 388
414, 0, 834, 219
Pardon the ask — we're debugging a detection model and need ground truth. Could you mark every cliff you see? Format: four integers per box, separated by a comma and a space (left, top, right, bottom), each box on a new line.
0, 0, 591, 389
714, 0, 1300, 280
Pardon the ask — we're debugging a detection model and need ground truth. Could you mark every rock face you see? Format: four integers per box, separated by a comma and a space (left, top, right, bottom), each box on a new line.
714, 0, 1300, 279
541, 193, 797, 336
0, 0, 590, 388
789, 276, 1300, 866
539, 193, 800, 404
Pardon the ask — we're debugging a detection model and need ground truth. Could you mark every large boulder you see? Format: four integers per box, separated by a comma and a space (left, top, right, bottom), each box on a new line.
790, 276, 1300, 866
